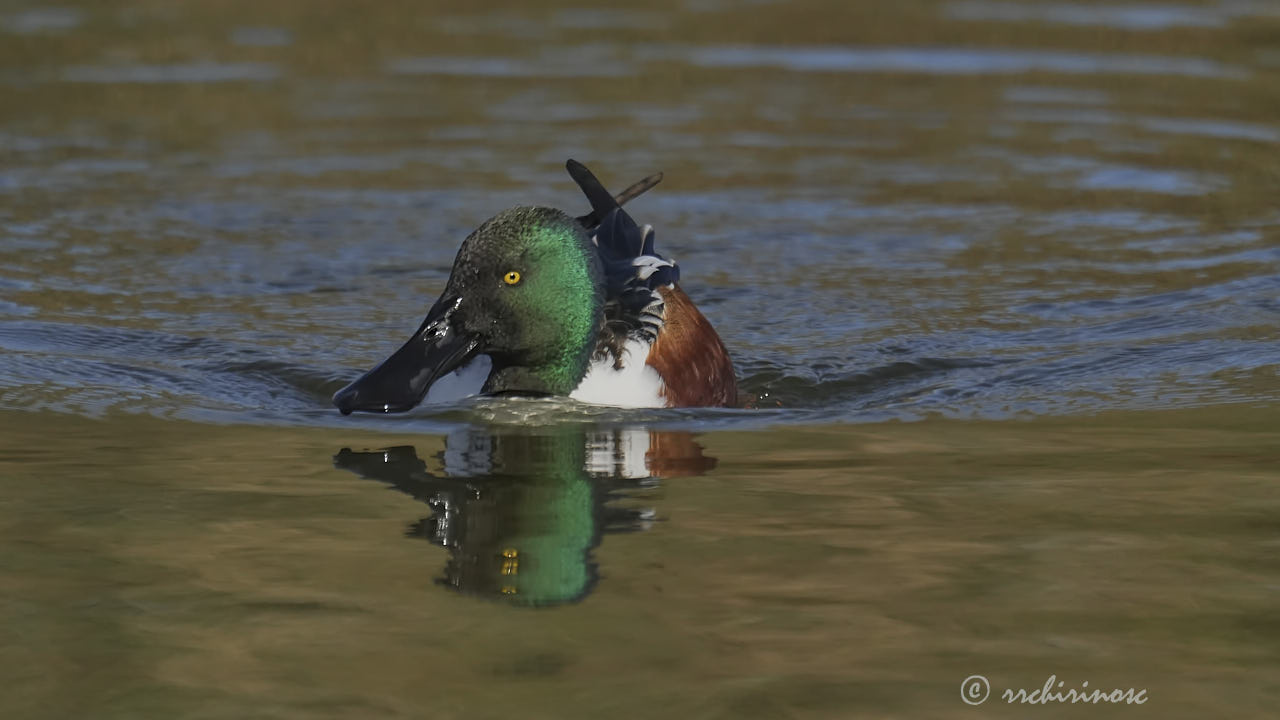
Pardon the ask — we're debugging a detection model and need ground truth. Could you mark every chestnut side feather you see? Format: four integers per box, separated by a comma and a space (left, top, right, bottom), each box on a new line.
645, 285, 737, 408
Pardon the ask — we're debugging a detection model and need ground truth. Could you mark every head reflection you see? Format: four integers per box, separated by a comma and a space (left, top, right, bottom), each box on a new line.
333, 427, 715, 607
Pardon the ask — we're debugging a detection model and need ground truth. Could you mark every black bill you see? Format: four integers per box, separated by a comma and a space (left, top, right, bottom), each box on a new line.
332, 295, 478, 415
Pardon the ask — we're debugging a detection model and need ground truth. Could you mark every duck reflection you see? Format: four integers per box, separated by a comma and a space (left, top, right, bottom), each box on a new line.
333, 427, 715, 607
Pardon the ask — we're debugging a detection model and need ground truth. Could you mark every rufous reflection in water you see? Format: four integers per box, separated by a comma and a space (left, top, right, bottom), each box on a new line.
333, 427, 716, 607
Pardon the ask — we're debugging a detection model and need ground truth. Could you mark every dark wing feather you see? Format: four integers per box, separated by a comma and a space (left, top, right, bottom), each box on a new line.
564, 160, 680, 364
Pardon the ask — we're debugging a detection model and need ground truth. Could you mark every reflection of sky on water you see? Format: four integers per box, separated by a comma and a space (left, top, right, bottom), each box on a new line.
945, 1, 1231, 30
681, 45, 1246, 79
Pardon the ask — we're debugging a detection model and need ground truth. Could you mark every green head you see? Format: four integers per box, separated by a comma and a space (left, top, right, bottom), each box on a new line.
452, 207, 605, 395
333, 206, 604, 413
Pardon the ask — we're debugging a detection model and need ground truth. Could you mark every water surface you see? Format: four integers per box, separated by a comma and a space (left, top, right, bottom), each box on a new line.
2, 0, 1279, 716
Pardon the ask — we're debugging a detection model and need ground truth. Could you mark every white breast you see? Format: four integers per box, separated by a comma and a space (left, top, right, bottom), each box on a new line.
569, 339, 666, 409
421, 343, 666, 409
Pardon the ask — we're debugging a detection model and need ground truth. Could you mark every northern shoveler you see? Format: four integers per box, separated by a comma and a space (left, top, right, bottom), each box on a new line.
332, 159, 736, 414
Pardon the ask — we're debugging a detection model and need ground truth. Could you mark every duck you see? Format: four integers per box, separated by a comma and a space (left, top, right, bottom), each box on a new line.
332, 159, 736, 414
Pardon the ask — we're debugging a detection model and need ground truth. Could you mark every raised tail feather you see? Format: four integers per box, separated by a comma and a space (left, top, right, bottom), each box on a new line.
568, 158, 663, 231
566, 159, 672, 272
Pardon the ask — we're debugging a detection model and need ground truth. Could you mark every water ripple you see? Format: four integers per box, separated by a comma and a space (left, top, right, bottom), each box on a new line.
61, 62, 281, 84
679, 45, 1248, 79
945, 2, 1231, 30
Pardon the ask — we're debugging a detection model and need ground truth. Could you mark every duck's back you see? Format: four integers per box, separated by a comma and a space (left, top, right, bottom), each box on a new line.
566, 162, 736, 408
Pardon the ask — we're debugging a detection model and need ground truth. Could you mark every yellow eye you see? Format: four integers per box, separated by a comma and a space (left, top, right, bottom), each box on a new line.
503, 271, 521, 285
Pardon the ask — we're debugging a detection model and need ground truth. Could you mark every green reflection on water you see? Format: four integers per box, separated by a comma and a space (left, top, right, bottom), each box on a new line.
334, 428, 713, 607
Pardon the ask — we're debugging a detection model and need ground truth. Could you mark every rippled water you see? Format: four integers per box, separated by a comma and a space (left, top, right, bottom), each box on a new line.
2, 1, 1279, 717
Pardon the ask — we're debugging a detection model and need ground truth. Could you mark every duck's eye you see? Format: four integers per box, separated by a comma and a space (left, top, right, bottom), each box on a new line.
503, 271, 521, 285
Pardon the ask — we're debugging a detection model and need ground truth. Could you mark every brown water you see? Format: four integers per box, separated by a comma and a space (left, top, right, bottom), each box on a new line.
2, 0, 1279, 717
